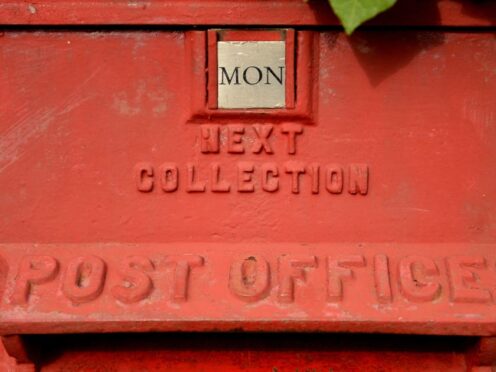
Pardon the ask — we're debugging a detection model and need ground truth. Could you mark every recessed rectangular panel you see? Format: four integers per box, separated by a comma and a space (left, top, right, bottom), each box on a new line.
217, 41, 286, 109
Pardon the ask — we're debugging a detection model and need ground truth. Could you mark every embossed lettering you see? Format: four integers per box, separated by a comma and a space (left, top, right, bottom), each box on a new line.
135, 162, 372, 196
200, 125, 220, 154
285, 161, 305, 194
237, 162, 255, 192
252, 125, 274, 154
186, 163, 206, 192
210, 163, 231, 192
349, 164, 369, 195
325, 165, 343, 194
111, 256, 154, 304
277, 255, 317, 303
261, 163, 279, 192
281, 124, 303, 155
62, 256, 107, 304
373, 255, 393, 303
11, 256, 59, 305
399, 256, 440, 302
159, 163, 179, 192
446, 256, 492, 303
327, 255, 366, 302
309, 164, 320, 194
135, 162, 154, 192
165, 255, 204, 302
227, 125, 245, 154
229, 256, 270, 302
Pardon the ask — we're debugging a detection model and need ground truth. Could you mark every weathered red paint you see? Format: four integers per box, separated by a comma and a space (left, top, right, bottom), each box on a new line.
0, 0, 495, 27
1, 30, 494, 243
2, 243, 496, 335
1, 0, 496, 369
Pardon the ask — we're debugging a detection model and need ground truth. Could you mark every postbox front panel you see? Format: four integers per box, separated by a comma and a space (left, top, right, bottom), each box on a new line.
0, 30, 495, 335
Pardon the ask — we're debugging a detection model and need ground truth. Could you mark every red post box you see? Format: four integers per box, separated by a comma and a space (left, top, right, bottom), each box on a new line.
0, 0, 495, 370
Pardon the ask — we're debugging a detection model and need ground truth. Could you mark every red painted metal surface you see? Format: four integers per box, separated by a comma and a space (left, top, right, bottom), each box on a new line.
1, 0, 496, 369
0, 243, 496, 335
0, 0, 495, 27
1, 30, 494, 244
0, 27, 495, 348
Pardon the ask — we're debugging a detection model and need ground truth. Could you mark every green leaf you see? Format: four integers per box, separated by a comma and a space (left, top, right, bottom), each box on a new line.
328, 0, 397, 35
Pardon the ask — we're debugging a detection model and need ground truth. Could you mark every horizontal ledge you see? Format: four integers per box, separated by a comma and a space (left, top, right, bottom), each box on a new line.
1, 319, 496, 336
0, 0, 495, 27
0, 243, 495, 336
